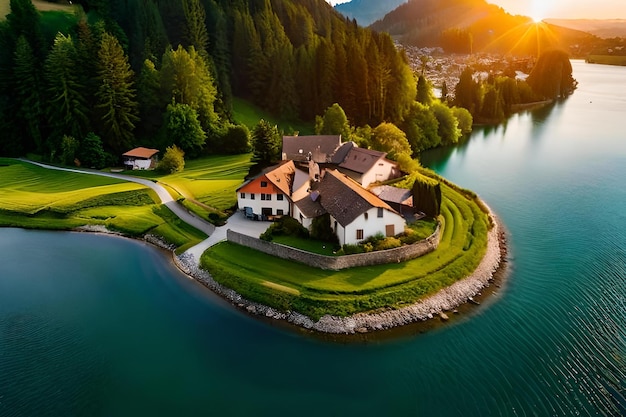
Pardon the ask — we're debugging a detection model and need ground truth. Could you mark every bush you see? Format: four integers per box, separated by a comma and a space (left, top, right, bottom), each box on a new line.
260, 216, 309, 241
158, 145, 185, 173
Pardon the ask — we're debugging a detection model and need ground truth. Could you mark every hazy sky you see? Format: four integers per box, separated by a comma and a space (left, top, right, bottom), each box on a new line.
326, 0, 626, 20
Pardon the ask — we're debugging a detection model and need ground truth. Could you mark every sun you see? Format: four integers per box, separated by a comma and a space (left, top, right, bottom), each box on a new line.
529, 0, 550, 23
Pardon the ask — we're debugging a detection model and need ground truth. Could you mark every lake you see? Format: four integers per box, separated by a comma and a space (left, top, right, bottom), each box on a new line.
1, 61, 625, 416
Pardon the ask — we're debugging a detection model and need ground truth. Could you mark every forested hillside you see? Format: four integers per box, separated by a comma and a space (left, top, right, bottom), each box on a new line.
334, 0, 406, 27
0, 0, 416, 162
370, 0, 598, 55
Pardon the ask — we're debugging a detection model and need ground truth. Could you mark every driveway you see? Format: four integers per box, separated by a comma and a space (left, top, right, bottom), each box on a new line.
19, 160, 269, 264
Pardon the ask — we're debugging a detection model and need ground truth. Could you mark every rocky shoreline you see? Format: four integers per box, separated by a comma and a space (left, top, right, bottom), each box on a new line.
173, 210, 507, 335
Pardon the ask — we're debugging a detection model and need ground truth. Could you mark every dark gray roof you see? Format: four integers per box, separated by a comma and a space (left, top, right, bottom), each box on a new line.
282, 135, 342, 163
317, 170, 392, 227
338, 147, 387, 174
294, 194, 327, 218
370, 185, 413, 206
331, 141, 355, 165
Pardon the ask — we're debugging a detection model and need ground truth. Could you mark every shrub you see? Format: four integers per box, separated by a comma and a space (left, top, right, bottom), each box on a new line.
374, 237, 402, 251
158, 145, 185, 173
261, 216, 309, 241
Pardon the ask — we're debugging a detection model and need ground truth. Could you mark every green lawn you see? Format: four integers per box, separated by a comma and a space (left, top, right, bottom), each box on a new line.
0, 158, 206, 250
201, 181, 491, 319
232, 97, 313, 135
587, 55, 626, 66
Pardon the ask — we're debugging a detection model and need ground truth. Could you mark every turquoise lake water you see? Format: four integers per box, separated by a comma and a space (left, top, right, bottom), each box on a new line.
1, 61, 625, 416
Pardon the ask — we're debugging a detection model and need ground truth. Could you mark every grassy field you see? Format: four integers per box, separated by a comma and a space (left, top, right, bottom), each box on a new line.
232, 97, 314, 135
586, 55, 626, 66
128, 154, 253, 223
201, 180, 491, 319
0, 158, 206, 250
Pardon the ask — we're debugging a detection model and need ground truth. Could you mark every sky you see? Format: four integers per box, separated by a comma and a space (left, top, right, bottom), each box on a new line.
326, 0, 626, 20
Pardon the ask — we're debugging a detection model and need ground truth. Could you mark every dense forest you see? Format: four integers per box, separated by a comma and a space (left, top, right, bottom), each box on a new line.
0, 0, 421, 164
0, 0, 577, 168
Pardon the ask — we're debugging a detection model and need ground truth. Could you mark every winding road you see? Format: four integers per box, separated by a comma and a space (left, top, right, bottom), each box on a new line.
19, 159, 269, 264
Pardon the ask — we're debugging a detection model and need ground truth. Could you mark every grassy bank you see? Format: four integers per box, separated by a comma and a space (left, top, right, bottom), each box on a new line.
586, 55, 626, 66
200, 180, 490, 320
128, 153, 253, 223
0, 158, 206, 250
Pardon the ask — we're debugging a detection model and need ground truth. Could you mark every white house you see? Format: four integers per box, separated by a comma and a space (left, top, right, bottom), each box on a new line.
337, 147, 400, 187
122, 147, 159, 170
314, 169, 406, 246
237, 161, 306, 219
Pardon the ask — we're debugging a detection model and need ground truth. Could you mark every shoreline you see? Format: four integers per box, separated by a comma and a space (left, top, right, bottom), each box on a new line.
173, 206, 508, 335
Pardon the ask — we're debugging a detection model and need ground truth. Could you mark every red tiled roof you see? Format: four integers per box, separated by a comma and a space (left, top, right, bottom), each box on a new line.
122, 147, 159, 159
237, 161, 295, 196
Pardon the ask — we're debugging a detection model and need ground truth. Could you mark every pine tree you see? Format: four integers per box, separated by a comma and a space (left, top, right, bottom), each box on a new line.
95, 32, 139, 154
45, 33, 90, 157
13, 35, 44, 152
251, 119, 280, 166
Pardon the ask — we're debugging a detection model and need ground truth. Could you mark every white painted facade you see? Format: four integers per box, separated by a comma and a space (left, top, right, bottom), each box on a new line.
124, 158, 153, 170
238, 191, 291, 217
360, 159, 398, 188
330, 207, 406, 246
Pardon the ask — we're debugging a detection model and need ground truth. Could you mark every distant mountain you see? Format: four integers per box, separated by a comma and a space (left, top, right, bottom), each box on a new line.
544, 19, 626, 39
369, 0, 598, 56
334, 0, 406, 27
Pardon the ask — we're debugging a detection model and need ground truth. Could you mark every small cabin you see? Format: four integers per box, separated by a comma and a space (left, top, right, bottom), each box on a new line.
122, 147, 159, 170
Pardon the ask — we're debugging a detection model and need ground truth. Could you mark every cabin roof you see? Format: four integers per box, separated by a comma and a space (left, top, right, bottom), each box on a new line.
122, 147, 159, 159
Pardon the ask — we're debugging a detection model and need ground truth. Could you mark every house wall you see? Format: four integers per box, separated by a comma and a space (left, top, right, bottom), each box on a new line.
227, 226, 440, 271
125, 158, 153, 170
238, 192, 290, 217
293, 205, 314, 229
361, 159, 398, 187
332, 207, 406, 246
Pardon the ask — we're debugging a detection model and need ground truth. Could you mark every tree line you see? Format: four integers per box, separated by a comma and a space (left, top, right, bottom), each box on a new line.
0, 0, 574, 168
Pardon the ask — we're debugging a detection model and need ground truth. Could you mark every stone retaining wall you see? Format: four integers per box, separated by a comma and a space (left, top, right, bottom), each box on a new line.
226, 226, 440, 270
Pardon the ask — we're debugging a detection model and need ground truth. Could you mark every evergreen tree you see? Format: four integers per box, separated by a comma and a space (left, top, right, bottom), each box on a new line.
416, 75, 434, 106
95, 32, 139, 154
13, 35, 44, 153
251, 119, 280, 165
527, 50, 577, 99
77, 132, 107, 169
45, 33, 90, 158
136, 58, 163, 139
182, 0, 209, 58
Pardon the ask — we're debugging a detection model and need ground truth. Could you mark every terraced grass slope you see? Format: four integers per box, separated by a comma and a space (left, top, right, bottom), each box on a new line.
0, 159, 206, 249
201, 180, 491, 320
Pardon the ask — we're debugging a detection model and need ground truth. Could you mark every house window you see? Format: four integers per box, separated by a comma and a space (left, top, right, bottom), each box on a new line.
364, 212, 368, 220
356, 229, 364, 240
277, 194, 284, 201
251, 194, 255, 200
261, 194, 271, 201
240, 193, 245, 199
377, 207, 384, 218
260, 181, 268, 187
277, 209, 284, 216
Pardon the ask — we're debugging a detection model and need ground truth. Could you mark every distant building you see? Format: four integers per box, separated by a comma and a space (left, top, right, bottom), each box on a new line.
122, 147, 159, 170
